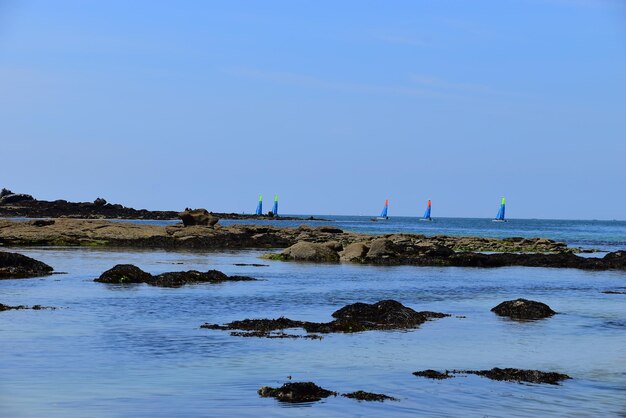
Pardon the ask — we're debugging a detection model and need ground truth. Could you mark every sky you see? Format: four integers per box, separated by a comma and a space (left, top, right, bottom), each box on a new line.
0, 0, 624, 219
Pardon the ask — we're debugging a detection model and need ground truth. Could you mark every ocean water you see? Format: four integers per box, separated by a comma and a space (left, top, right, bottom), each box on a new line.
1, 218, 625, 417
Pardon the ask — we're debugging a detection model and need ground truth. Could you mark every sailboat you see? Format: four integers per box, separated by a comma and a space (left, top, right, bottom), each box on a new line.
420, 200, 433, 221
371, 199, 389, 221
493, 197, 507, 222
255, 194, 263, 215
272, 195, 278, 216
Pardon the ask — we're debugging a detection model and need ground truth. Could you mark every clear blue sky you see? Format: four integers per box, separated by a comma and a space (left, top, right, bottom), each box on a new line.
1, 0, 624, 219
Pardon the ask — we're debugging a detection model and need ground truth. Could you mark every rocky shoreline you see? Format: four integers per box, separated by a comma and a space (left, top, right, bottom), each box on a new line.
0, 189, 322, 221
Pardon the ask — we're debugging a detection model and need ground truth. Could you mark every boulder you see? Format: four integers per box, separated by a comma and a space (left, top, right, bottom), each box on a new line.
339, 242, 369, 262
603, 251, 626, 269
453, 368, 571, 385
178, 208, 219, 227
93, 197, 107, 206
150, 270, 255, 288
491, 298, 556, 320
94, 264, 152, 284
365, 238, 397, 259
342, 391, 397, 402
0, 251, 54, 279
29, 219, 55, 227
279, 241, 340, 263
0, 188, 13, 198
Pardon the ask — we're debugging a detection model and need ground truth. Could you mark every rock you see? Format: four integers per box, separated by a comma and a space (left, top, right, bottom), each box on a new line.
278, 241, 340, 263
0, 303, 56, 312
365, 238, 397, 259
0, 188, 12, 198
0, 251, 54, 279
179, 208, 219, 227
316, 226, 344, 234
93, 197, 107, 206
204, 300, 448, 336
491, 298, 556, 320
453, 368, 571, 385
150, 270, 255, 288
94, 264, 255, 287
0, 193, 34, 204
29, 219, 55, 227
339, 242, 369, 262
258, 382, 336, 403
94, 264, 152, 284
603, 250, 626, 269
323, 241, 343, 252
413, 370, 453, 379
342, 391, 397, 402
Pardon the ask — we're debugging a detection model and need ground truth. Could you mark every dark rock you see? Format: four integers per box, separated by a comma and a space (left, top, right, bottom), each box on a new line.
413, 370, 454, 379
179, 208, 219, 227
0, 251, 54, 279
29, 219, 55, 227
603, 251, 626, 269
0, 188, 12, 198
93, 197, 107, 206
0, 303, 56, 312
258, 382, 336, 403
0, 193, 34, 204
203, 300, 448, 336
233, 263, 269, 267
342, 391, 397, 402
94, 264, 255, 287
491, 298, 556, 320
316, 226, 344, 234
150, 270, 255, 288
94, 264, 152, 284
602, 290, 626, 295
453, 368, 571, 385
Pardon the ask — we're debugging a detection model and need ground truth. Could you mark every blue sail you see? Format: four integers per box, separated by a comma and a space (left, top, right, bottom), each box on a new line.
423, 200, 432, 219
380, 200, 389, 218
495, 197, 506, 220
272, 195, 278, 216
255, 195, 263, 215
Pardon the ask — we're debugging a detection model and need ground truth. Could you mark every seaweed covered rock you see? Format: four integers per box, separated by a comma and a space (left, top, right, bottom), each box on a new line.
0, 303, 56, 312
602, 250, 626, 269
277, 241, 340, 263
0, 251, 54, 279
491, 298, 556, 320
413, 370, 453, 380
151, 270, 255, 287
258, 382, 336, 403
94, 264, 153, 284
342, 391, 397, 402
94, 264, 255, 287
453, 368, 571, 385
307, 299, 448, 333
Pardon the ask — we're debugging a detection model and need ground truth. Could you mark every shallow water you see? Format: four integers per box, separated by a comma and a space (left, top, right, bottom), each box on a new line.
1, 243, 625, 417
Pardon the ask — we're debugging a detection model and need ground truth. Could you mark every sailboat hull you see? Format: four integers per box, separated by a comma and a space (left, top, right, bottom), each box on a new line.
419, 218, 433, 222
492, 219, 507, 223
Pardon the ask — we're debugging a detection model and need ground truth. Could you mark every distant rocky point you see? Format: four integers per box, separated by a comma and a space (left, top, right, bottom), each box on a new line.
0, 189, 325, 221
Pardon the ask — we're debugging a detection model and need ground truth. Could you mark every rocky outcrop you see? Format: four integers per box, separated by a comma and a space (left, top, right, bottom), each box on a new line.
259, 382, 336, 403
0, 189, 34, 204
94, 264, 256, 287
342, 391, 397, 402
491, 299, 556, 320
0, 303, 56, 312
179, 209, 219, 227
412, 370, 454, 379
0, 251, 54, 279
452, 368, 571, 385
202, 300, 448, 336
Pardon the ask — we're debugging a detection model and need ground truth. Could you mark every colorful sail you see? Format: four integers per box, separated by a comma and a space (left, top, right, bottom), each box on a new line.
495, 197, 506, 220
423, 200, 432, 219
272, 195, 278, 216
380, 199, 389, 218
255, 194, 263, 215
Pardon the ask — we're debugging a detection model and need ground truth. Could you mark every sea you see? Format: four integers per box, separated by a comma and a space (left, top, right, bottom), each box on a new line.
1, 217, 625, 417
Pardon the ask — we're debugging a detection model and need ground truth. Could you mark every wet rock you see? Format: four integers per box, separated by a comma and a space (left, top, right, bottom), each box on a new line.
342, 391, 397, 402
277, 241, 340, 263
29, 219, 55, 227
94, 264, 255, 287
230, 330, 323, 339
453, 368, 571, 385
204, 300, 448, 336
233, 263, 269, 267
0, 251, 54, 279
603, 250, 626, 269
151, 270, 255, 287
412, 370, 453, 380
94, 264, 153, 284
179, 208, 219, 227
602, 290, 626, 295
316, 226, 344, 234
0, 303, 56, 312
258, 382, 336, 403
339, 242, 369, 262
491, 298, 556, 320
